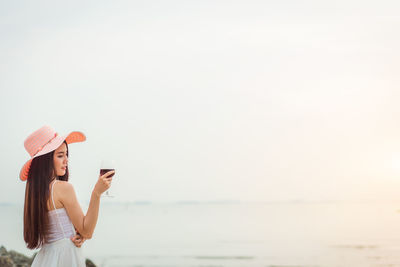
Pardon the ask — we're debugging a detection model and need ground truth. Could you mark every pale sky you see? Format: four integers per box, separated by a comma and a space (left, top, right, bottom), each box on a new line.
1, 0, 400, 204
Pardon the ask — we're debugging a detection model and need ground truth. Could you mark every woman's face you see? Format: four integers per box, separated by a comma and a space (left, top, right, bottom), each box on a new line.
53, 142, 68, 177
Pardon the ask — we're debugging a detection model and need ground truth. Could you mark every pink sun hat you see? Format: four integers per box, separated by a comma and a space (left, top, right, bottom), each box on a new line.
20, 125, 86, 181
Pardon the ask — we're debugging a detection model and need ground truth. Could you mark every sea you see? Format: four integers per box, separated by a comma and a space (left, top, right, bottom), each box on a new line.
2, 200, 400, 267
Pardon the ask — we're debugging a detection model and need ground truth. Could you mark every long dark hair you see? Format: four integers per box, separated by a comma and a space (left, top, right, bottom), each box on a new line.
23, 141, 69, 249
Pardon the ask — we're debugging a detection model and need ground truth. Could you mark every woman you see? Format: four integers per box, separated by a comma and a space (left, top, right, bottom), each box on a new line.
20, 125, 114, 266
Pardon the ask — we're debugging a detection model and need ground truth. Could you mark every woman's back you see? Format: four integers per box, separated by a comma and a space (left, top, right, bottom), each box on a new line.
31, 179, 86, 267
45, 180, 75, 243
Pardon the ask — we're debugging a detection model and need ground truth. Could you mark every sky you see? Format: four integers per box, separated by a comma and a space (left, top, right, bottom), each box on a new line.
1, 0, 400, 204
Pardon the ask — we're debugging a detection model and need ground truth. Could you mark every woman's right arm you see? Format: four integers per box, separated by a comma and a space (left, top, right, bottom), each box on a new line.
59, 171, 114, 239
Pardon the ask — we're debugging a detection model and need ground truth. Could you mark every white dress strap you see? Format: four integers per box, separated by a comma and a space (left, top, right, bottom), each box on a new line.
51, 180, 67, 238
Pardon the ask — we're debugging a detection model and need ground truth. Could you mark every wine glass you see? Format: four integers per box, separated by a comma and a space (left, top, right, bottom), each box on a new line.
100, 159, 115, 198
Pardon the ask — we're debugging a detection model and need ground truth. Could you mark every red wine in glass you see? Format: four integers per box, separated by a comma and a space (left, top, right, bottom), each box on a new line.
100, 169, 115, 177
100, 160, 116, 197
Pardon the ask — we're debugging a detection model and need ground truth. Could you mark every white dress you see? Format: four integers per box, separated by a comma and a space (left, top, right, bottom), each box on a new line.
31, 180, 86, 267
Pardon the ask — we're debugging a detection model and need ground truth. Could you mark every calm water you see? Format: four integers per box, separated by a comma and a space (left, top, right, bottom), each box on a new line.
2, 201, 400, 267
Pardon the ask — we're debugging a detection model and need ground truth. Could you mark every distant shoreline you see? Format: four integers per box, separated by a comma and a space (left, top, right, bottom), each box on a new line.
1, 199, 400, 206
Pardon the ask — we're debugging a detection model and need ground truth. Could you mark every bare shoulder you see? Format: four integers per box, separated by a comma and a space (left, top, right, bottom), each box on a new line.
55, 181, 79, 207
55, 181, 75, 196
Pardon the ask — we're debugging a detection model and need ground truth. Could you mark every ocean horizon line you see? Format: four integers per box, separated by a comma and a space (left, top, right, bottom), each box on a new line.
2, 198, 400, 206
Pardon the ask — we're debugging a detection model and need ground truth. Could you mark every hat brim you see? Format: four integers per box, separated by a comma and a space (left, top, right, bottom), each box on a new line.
19, 131, 86, 181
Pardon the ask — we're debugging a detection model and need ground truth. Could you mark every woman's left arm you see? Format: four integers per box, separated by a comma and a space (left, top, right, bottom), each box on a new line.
71, 232, 86, 248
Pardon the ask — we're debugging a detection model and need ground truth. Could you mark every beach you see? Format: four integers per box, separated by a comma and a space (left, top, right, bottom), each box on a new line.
2, 201, 400, 267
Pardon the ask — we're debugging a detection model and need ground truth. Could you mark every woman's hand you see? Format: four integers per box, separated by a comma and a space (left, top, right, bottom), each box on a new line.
94, 170, 114, 196
70, 232, 86, 248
